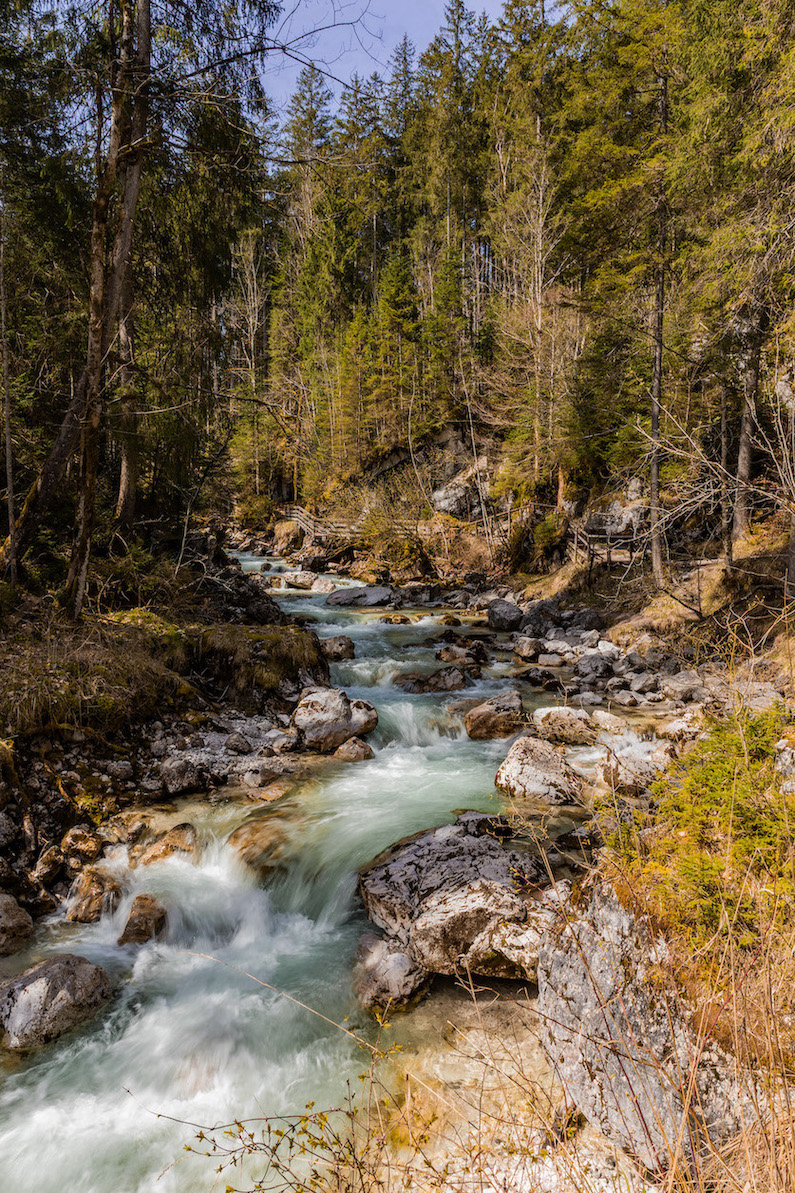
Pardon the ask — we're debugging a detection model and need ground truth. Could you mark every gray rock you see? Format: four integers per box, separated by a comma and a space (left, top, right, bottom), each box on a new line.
320, 635, 356, 661
487, 599, 523, 632
0, 893, 33, 956
576, 652, 614, 681
538, 885, 751, 1173
512, 635, 542, 662
159, 756, 209, 796
291, 688, 378, 753
464, 690, 525, 740
495, 736, 585, 805
398, 667, 471, 694
532, 705, 595, 746
359, 814, 545, 948
0, 812, 16, 850
537, 653, 564, 668
0, 954, 111, 1050
430, 460, 490, 520
326, 585, 396, 608
661, 670, 707, 703
352, 932, 430, 1011
224, 732, 253, 755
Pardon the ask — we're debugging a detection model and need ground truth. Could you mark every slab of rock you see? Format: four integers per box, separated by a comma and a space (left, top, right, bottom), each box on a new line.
398, 667, 471, 694
159, 756, 209, 796
537, 652, 563, 668
132, 823, 199, 868
352, 932, 430, 1012
311, 576, 337, 594
487, 599, 523, 632
512, 636, 542, 662
65, 866, 122, 923
326, 585, 396, 608
576, 652, 615, 682
117, 895, 168, 945
661, 669, 707, 703
537, 885, 750, 1173
495, 737, 585, 805
0, 894, 33, 956
291, 688, 378, 752
533, 705, 595, 746
464, 691, 525, 740
334, 736, 375, 762
320, 635, 356, 661
598, 745, 670, 795
436, 643, 485, 667
0, 954, 111, 1050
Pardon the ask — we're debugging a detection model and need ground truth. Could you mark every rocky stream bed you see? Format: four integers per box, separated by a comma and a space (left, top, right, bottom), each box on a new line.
0, 542, 787, 1192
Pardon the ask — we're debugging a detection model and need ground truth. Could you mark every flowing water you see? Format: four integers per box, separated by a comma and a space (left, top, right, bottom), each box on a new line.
0, 556, 586, 1193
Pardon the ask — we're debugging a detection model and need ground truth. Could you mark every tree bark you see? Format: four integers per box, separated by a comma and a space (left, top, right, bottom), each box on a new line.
66, 0, 150, 616
0, 185, 15, 587
650, 68, 668, 589
732, 332, 760, 542
114, 270, 139, 528
720, 382, 733, 567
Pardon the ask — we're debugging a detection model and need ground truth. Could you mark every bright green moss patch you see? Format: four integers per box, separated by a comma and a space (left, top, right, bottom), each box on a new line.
199, 624, 328, 707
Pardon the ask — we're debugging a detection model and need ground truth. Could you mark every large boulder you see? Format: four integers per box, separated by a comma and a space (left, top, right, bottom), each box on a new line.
65, 866, 122, 923
117, 895, 168, 946
532, 705, 595, 746
0, 954, 111, 1050
357, 813, 549, 1003
273, 519, 304, 555
398, 667, 470, 694
291, 688, 378, 752
0, 894, 33, 956
495, 736, 585, 805
326, 585, 396, 608
158, 756, 209, 797
487, 599, 523, 632
320, 635, 356, 662
537, 885, 750, 1174
464, 691, 525, 740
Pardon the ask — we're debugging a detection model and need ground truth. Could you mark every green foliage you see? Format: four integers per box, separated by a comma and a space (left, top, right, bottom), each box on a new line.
614, 711, 795, 950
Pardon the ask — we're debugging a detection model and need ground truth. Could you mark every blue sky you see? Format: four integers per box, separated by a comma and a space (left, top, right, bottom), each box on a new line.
262, 0, 506, 114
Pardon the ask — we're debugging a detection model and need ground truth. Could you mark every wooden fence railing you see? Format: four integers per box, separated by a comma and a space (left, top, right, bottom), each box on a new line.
281, 502, 639, 570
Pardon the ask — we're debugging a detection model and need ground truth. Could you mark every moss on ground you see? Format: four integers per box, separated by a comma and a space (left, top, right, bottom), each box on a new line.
199, 624, 327, 707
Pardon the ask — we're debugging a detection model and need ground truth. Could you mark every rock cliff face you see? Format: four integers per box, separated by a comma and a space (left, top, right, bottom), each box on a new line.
537, 885, 750, 1174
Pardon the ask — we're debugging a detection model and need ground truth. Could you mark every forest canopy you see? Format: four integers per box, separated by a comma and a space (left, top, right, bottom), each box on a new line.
2, 0, 795, 607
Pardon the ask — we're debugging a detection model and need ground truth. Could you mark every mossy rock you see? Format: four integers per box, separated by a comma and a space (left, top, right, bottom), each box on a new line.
199, 625, 328, 708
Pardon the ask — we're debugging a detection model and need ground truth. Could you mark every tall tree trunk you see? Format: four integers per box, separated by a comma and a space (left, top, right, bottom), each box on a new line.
720, 382, 733, 567
650, 70, 667, 589
732, 332, 760, 542
67, 0, 150, 616
0, 183, 15, 587
114, 270, 139, 528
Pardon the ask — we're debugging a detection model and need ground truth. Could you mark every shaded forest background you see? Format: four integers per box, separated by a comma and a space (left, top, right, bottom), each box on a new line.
2, 0, 795, 611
